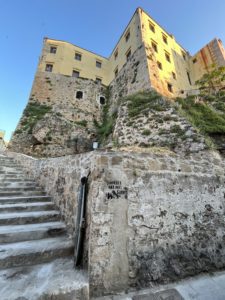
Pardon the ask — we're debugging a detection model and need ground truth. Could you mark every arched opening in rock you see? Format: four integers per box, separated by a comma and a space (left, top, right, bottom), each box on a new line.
100, 96, 105, 105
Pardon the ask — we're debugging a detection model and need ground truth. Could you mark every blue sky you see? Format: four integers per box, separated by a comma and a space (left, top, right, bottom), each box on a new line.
0, 0, 225, 141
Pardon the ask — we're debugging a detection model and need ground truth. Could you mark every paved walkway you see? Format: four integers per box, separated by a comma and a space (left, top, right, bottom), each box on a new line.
95, 270, 225, 299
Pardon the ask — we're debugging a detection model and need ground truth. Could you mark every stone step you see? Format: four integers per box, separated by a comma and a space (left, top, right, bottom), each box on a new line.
0, 186, 42, 192
0, 210, 60, 225
0, 175, 29, 180
0, 190, 45, 197
0, 258, 88, 300
0, 163, 23, 167
0, 178, 35, 183
0, 236, 73, 269
0, 201, 55, 213
0, 182, 37, 188
0, 221, 67, 243
0, 171, 24, 175
0, 195, 52, 204
0, 187, 42, 192
0, 161, 16, 166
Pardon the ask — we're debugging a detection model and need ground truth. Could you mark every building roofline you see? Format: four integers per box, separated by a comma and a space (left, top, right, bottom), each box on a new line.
44, 37, 109, 60
45, 7, 217, 60
108, 8, 140, 58
44, 7, 140, 60
138, 7, 189, 53
192, 37, 221, 57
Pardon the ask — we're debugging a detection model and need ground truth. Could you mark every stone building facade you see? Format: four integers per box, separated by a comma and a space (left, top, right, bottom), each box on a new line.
36, 7, 225, 97
9, 7, 225, 156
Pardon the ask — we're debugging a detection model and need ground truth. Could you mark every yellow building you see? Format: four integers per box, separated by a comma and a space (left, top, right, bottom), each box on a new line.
37, 7, 225, 98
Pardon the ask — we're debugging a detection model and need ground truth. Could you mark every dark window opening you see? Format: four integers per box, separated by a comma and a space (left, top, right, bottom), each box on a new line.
75, 53, 82, 61
151, 41, 158, 53
125, 30, 130, 42
126, 49, 131, 61
162, 34, 168, 44
114, 49, 118, 60
50, 46, 57, 54
182, 51, 186, 60
45, 64, 53, 72
165, 52, 171, 62
96, 77, 102, 84
76, 91, 83, 99
100, 96, 105, 105
167, 83, 173, 93
149, 22, 155, 33
96, 61, 102, 68
157, 61, 162, 70
193, 58, 197, 64
72, 70, 80, 78
187, 71, 192, 85
172, 72, 176, 80
115, 67, 118, 77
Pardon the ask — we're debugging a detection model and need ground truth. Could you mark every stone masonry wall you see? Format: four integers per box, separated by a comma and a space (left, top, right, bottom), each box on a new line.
6, 149, 225, 297
88, 150, 225, 296
10, 72, 106, 157
112, 92, 207, 153
109, 44, 151, 106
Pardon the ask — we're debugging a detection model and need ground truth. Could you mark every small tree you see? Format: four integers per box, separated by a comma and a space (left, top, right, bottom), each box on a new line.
195, 64, 225, 96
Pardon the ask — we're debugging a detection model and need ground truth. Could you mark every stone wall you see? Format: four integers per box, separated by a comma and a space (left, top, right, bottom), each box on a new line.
109, 44, 151, 105
112, 91, 207, 153
9, 72, 107, 157
7, 149, 225, 297
88, 150, 225, 296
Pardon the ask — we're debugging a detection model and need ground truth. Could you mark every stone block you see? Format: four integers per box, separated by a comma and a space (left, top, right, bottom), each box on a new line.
111, 156, 123, 165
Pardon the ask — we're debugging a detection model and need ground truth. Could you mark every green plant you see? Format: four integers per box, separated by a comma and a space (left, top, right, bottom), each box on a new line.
142, 129, 151, 136
176, 97, 225, 135
74, 120, 87, 127
20, 102, 52, 133
195, 65, 225, 94
170, 125, 184, 136
125, 91, 167, 118
94, 86, 118, 143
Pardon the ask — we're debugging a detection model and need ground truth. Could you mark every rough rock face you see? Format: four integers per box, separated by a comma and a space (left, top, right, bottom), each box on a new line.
9, 72, 106, 157
113, 91, 207, 153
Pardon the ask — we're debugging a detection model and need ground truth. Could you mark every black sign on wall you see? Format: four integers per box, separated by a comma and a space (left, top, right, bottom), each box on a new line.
105, 181, 128, 200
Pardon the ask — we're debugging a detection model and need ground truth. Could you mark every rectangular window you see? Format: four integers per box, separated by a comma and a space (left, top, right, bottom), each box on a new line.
162, 34, 168, 44
167, 83, 173, 93
114, 48, 118, 60
151, 41, 158, 53
125, 29, 130, 42
50, 46, 57, 54
96, 77, 102, 84
72, 70, 80, 78
165, 51, 171, 62
114, 67, 118, 78
172, 72, 176, 80
126, 48, 131, 61
187, 71, 192, 85
96, 60, 102, 68
75, 53, 82, 61
45, 64, 53, 72
182, 51, 186, 60
193, 58, 197, 64
157, 61, 162, 70
149, 22, 155, 33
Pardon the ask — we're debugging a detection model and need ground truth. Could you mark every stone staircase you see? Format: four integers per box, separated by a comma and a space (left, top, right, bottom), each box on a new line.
0, 154, 88, 300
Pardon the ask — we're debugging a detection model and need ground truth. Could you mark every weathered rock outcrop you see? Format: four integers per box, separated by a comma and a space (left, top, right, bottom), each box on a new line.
9, 72, 106, 157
